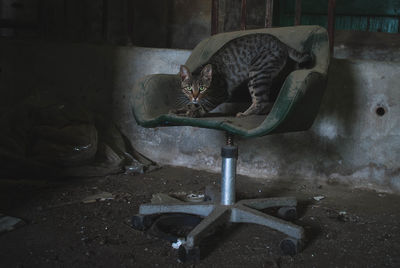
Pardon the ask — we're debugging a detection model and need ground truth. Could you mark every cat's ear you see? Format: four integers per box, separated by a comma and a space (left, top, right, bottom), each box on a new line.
201, 64, 213, 81
179, 65, 191, 82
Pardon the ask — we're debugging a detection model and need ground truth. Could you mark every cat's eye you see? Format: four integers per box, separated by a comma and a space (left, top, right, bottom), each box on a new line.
185, 86, 193, 92
199, 86, 206, 92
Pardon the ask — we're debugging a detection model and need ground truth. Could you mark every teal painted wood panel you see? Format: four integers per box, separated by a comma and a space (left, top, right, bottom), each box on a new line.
282, 0, 400, 16
278, 0, 400, 33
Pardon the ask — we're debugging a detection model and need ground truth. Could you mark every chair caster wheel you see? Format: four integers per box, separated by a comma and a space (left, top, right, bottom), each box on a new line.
277, 206, 297, 221
178, 245, 200, 263
280, 237, 303, 256
131, 214, 156, 231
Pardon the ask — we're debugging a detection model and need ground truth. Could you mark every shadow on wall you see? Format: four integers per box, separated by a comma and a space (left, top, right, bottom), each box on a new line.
234, 59, 360, 182
0, 41, 158, 179
315, 60, 358, 172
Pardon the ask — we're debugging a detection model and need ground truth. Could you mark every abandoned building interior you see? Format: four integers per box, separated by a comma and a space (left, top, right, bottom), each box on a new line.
0, 0, 399, 267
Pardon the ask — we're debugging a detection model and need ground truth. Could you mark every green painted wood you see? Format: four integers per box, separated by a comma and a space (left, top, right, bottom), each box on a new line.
282, 0, 400, 16
277, 0, 400, 33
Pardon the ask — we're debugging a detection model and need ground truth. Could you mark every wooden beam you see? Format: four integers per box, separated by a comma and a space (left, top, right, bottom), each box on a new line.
102, 0, 108, 41
265, 0, 274, 28
294, 0, 302, 25
398, 16, 400, 33
211, 0, 219, 35
241, 0, 247, 30
327, 0, 336, 54
127, 0, 135, 43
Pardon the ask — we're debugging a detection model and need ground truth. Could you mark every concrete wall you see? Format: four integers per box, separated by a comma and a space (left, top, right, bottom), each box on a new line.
0, 40, 399, 193
129, 59, 400, 193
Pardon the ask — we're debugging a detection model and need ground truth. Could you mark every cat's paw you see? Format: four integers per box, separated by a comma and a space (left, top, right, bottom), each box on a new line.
170, 107, 191, 115
236, 112, 247, 117
186, 109, 202, 118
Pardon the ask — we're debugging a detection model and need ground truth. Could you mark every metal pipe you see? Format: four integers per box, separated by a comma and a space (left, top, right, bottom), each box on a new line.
221, 145, 238, 205
221, 157, 236, 205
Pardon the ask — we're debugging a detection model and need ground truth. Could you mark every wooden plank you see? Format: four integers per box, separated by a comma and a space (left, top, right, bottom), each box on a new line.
46, 0, 66, 40
399, 17, 400, 33
65, 0, 86, 41
328, 0, 336, 54
211, 0, 219, 35
241, 0, 246, 30
126, 0, 135, 44
265, 0, 274, 28
222, 0, 242, 32
282, 0, 400, 17
84, 0, 104, 43
294, 0, 302, 25
102, 0, 108, 41
107, 0, 128, 44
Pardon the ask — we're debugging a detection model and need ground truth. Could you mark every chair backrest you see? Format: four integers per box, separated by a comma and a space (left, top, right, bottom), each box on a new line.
185, 25, 329, 77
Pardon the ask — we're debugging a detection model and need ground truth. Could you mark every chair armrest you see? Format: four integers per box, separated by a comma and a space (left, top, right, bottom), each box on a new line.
131, 74, 180, 127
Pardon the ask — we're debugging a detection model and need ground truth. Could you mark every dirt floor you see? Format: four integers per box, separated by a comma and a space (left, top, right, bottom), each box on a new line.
0, 166, 399, 267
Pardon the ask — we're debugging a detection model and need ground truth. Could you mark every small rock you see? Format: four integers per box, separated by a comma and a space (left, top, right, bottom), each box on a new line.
382, 233, 392, 240
0, 214, 26, 233
313, 195, 325, 201
335, 211, 360, 223
185, 193, 205, 202
171, 238, 185, 249
82, 192, 114, 203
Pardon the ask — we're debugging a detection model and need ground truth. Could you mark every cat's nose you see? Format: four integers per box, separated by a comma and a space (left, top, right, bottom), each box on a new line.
192, 98, 198, 104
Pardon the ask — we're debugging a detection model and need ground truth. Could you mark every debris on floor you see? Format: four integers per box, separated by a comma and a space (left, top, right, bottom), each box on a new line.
325, 209, 361, 223
81, 192, 115, 204
171, 238, 185, 249
151, 193, 182, 204
313, 195, 325, 201
336, 211, 360, 223
0, 214, 25, 234
185, 193, 205, 202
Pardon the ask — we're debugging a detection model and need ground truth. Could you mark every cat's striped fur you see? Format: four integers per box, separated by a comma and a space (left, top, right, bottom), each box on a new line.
176, 33, 312, 117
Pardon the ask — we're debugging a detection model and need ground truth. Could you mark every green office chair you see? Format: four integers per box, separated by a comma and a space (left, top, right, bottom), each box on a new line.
131, 25, 330, 262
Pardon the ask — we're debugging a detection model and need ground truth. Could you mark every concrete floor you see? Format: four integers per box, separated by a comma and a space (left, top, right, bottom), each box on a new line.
0, 166, 399, 267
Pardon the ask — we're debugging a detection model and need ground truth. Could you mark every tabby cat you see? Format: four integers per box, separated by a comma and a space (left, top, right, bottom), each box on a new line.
173, 33, 312, 117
